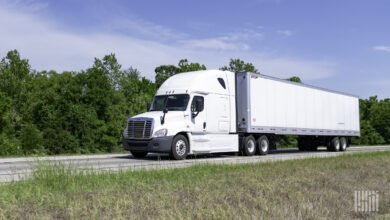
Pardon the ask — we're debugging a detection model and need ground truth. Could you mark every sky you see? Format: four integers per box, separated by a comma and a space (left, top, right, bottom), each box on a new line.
0, 0, 389, 99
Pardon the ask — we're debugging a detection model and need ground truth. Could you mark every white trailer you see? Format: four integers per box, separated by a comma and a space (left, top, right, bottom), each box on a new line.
123, 70, 360, 159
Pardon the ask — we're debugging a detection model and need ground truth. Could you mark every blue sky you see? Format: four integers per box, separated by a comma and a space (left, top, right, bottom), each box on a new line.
0, 0, 389, 98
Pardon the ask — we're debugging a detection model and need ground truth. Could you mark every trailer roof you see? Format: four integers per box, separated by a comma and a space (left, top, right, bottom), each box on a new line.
242, 72, 359, 98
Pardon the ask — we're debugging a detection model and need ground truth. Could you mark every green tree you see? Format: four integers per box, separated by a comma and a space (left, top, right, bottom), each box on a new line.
0, 50, 30, 99
155, 59, 206, 88
220, 58, 259, 73
121, 68, 156, 115
369, 99, 390, 142
93, 54, 123, 90
0, 92, 11, 133
286, 76, 302, 83
352, 121, 385, 145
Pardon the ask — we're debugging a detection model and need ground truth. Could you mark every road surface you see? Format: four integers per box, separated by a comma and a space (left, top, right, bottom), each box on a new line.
1, 145, 390, 183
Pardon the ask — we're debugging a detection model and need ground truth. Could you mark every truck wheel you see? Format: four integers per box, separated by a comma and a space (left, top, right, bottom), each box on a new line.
170, 135, 189, 160
257, 135, 269, 155
130, 151, 148, 158
329, 137, 340, 152
242, 135, 256, 156
340, 137, 347, 151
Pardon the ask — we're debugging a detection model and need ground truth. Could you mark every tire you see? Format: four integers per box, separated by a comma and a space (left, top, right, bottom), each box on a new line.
340, 137, 347, 151
242, 135, 256, 156
170, 135, 189, 160
329, 137, 340, 152
257, 135, 269, 155
130, 151, 148, 158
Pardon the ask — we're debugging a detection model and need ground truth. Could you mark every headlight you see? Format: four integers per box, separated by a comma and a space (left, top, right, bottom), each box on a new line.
153, 128, 168, 137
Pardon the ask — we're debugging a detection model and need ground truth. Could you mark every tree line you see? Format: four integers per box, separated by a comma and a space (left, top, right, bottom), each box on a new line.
0, 50, 389, 156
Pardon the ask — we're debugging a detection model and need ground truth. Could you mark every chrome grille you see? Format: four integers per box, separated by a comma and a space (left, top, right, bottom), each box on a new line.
127, 119, 153, 139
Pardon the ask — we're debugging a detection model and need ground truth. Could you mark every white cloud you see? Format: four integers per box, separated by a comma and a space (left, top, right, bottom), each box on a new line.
277, 30, 292, 37
373, 46, 390, 52
0, 2, 334, 81
277, 30, 292, 36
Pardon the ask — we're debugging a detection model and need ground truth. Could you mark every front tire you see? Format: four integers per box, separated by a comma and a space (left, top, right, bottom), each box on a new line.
170, 135, 189, 160
130, 151, 148, 158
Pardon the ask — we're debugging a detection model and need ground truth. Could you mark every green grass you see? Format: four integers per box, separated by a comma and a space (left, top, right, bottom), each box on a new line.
1, 152, 390, 219
0, 150, 129, 159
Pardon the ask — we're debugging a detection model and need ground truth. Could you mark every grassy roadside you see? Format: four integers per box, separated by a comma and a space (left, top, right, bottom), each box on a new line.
0, 150, 129, 159
1, 152, 390, 219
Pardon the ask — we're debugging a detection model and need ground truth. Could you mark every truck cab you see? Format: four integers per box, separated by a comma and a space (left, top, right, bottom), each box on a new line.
123, 70, 239, 159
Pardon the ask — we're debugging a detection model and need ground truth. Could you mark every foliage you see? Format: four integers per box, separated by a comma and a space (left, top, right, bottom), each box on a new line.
154, 59, 206, 88
351, 96, 389, 145
286, 76, 302, 83
220, 58, 259, 73
0, 50, 156, 156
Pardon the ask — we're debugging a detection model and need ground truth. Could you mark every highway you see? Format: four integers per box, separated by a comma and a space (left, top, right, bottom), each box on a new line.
1, 145, 390, 183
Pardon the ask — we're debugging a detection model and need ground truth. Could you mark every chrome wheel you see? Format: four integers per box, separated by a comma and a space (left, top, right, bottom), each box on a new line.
261, 139, 269, 152
248, 139, 256, 153
175, 139, 186, 156
334, 139, 340, 151
340, 137, 347, 151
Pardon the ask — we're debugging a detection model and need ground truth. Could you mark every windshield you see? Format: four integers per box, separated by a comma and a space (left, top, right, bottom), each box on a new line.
150, 94, 190, 111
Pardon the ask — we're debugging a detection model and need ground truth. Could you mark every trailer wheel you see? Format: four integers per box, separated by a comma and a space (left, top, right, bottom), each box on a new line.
340, 137, 347, 151
328, 137, 340, 152
130, 151, 148, 158
242, 135, 256, 156
170, 134, 189, 160
257, 135, 269, 155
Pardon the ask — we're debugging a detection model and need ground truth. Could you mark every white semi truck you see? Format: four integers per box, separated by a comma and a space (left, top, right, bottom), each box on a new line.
123, 70, 360, 160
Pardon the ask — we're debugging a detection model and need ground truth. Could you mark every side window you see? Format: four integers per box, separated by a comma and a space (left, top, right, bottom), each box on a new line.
191, 96, 204, 112
217, 78, 226, 89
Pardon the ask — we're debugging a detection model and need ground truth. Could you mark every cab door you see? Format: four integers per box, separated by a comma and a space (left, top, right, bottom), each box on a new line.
189, 95, 208, 152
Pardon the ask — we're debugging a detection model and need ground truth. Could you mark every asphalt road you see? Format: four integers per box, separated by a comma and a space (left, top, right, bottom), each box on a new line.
1, 145, 390, 183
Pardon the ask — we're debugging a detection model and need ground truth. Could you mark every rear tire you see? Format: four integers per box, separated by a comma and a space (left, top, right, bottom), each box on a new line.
340, 137, 347, 151
242, 135, 256, 156
328, 137, 340, 152
257, 135, 269, 155
170, 135, 189, 160
130, 151, 148, 158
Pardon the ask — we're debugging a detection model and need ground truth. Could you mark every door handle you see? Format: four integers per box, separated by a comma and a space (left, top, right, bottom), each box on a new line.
203, 122, 206, 129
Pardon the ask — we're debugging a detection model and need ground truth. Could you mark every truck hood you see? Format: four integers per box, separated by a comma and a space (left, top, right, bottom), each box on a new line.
128, 111, 187, 136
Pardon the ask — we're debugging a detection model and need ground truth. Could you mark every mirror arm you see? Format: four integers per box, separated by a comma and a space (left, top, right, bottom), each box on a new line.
192, 111, 200, 118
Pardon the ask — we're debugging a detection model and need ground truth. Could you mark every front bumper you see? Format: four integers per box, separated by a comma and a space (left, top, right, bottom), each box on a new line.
123, 136, 174, 153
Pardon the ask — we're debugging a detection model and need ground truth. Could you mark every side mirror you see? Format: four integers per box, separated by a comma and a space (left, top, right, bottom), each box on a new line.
126, 109, 131, 117
161, 108, 168, 125
147, 103, 151, 111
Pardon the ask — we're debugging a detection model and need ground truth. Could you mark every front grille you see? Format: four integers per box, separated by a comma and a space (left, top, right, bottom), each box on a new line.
127, 119, 153, 139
